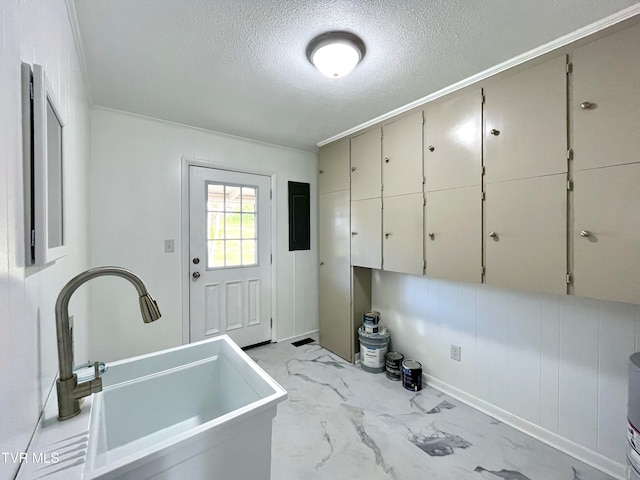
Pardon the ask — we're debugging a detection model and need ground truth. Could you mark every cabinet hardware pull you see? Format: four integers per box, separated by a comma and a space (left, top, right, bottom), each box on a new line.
488, 231, 497, 238
384, 232, 391, 238
490, 129, 500, 136
351, 166, 356, 172
351, 232, 358, 236
192, 257, 200, 264
192, 271, 201, 279
319, 170, 323, 174
580, 230, 592, 237
320, 262, 325, 266
428, 232, 435, 240
580, 102, 595, 110
428, 145, 435, 152
384, 157, 390, 163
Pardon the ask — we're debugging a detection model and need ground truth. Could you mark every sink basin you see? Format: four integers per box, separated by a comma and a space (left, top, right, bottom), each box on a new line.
84, 335, 286, 480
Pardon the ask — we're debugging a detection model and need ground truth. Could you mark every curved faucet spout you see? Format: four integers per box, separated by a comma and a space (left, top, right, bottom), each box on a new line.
55, 266, 161, 420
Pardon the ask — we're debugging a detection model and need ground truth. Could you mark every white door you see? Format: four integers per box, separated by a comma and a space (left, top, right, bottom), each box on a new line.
189, 166, 272, 347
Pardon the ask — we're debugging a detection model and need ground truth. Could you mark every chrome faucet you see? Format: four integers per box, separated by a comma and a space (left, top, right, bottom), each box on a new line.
55, 266, 161, 420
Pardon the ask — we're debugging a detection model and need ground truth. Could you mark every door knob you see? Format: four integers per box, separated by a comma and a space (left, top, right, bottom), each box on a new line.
192, 257, 200, 265
384, 232, 391, 239
192, 271, 201, 279
384, 157, 390, 163
490, 129, 500, 136
580, 230, 592, 237
320, 262, 324, 266
580, 102, 595, 110
351, 166, 356, 172
319, 170, 324, 174
428, 232, 435, 240
351, 232, 358, 236
428, 145, 435, 152
488, 231, 498, 238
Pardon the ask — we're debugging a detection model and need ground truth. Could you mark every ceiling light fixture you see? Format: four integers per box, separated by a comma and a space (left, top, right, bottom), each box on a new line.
306, 31, 366, 78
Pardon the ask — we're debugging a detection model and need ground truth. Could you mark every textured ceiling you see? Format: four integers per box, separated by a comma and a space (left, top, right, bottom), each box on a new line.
73, 0, 639, 152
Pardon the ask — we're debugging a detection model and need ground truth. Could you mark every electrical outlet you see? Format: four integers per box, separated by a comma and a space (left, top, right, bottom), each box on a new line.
450, 344, 461, 362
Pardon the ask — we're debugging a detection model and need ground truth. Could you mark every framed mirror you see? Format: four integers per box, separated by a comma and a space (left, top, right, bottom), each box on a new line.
22, 62, 66, 266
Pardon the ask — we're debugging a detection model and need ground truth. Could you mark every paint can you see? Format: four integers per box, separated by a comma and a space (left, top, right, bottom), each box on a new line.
401, 360, 423, 392
362, 311, 381, 333
358, 326, 390, 373
385, 352, 404, 381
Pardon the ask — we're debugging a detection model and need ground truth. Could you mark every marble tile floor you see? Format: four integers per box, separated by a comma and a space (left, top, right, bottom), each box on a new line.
247, 338, 615, 480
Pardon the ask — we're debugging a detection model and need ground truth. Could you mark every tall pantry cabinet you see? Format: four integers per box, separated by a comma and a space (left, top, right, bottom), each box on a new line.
319, 139, 372, 362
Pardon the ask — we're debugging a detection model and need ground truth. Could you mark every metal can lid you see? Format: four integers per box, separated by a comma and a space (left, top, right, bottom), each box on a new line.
386, 352, 404, 361
402, 360, 422, 370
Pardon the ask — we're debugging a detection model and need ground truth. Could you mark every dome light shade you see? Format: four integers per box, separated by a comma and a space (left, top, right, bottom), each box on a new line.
306, 32, 365, 78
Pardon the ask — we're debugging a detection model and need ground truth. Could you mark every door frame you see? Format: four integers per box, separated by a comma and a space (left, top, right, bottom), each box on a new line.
181, 157, 278, 345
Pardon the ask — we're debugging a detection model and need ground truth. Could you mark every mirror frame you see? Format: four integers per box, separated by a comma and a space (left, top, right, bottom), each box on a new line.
22, 62, 67, 266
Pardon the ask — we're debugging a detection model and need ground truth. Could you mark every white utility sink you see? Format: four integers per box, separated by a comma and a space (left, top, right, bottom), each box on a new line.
84, 335, 286, 480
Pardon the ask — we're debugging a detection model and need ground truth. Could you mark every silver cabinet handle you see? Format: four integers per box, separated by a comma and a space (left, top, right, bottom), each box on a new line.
384, 157, 390, 163
351, 166, 356, 172
580, 230, 592, 237
428, 232, 435, 240
384, 232, 391, 239
580, 102, 595, 110
489, 232, 497, 238
192, 271, 201, 279
351, 232, 358, 236
428, 145, 435, 152
490, 129, 500, 136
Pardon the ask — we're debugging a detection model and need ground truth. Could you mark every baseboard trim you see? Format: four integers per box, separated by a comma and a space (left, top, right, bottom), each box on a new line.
425, 374, 626, 480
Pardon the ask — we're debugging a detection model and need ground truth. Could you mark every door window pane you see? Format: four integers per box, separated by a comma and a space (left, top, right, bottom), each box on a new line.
225, 213, 241, 239
208, 240, 225, 268
242, 240, 256, 265
206, 182, 259, 268
242, 213, 255, 239
242, 187, 256, 212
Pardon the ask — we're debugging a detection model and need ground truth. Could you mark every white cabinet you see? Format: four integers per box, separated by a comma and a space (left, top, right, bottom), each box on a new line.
382, 111, 423, 197
424, 89, 482, 191
484, 175, 567, 295
319, 138, 350, 194
425, 186, 482, 283
351, 129, 381, 201
573, 164, 640, 304
484, 55, 568, 183
351, 198, 382, 269
573, 23, 640, 171
383, 193, 424, 276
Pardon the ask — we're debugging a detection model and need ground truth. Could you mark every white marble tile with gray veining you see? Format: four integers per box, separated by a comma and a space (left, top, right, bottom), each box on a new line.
248, 339, 615, 480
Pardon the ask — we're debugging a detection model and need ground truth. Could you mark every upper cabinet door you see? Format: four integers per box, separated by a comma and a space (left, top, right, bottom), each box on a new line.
351, 128, 382, 201
424, 89, 482, 191
573, 23, 640, 171
484, 55, 568, 183
573, 164, 640, 304
485, 174, 567, 295
382, 112, 423, 197
425, 186, 482, 283
351, 198, 382, 269
319, 138, 350, 194
382, 193, 424, 276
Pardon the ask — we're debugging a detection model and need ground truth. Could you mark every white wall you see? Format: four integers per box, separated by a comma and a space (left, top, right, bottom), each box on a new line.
89, 107, 318, 362
372, 270, 640, 474
0, 1, 91, 478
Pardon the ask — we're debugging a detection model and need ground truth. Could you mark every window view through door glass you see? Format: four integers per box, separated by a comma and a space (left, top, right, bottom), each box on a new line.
207, 183, 257, 268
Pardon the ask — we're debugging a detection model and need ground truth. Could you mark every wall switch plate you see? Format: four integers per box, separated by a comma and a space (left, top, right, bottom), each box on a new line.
164, 239, 175, 253
451, 344, 461, 362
